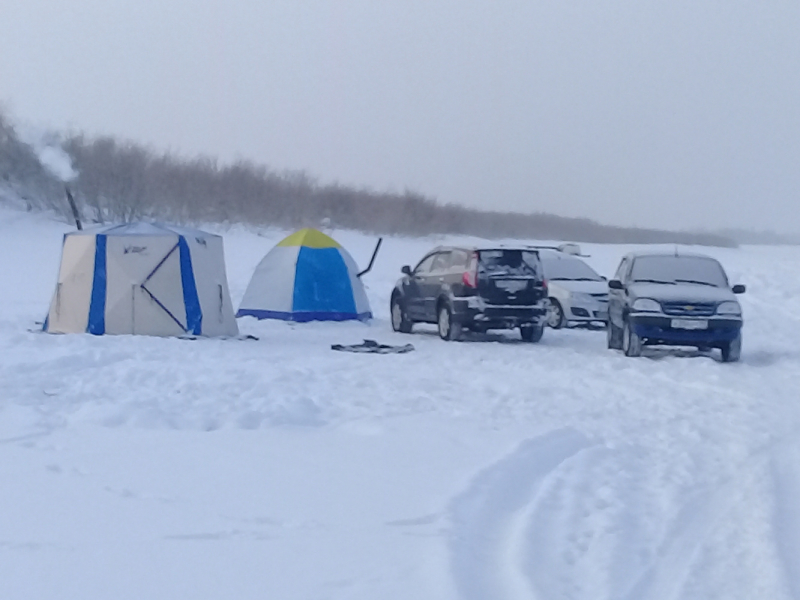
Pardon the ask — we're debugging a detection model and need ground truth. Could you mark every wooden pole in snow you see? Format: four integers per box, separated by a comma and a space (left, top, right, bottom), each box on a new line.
357, 238, 383, 277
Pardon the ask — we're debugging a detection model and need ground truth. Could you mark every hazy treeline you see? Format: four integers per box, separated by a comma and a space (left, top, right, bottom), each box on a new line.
713, 228, 800, 246
0, 110, 738, 246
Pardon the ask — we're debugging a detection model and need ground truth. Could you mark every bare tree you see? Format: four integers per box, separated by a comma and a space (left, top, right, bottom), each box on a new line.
0, 108, 738, 248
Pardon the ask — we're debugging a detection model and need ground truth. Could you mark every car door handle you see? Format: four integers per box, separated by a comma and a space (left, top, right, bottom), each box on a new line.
438, 277, 445, 282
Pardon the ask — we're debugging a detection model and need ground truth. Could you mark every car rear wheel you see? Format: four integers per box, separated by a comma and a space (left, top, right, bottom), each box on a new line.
623, 319, 643, 357
721, 333, 742, 363
546, 299, 566, 329
391, 297, 413, 334
437, 304, 462, 341
607, 320, 623, 350
520, 323, 544, 343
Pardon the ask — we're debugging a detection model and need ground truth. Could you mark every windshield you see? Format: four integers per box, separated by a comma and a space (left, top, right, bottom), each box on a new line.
542, 257, 603, 281
478, 249, 539, 277
630, 255, 729, 287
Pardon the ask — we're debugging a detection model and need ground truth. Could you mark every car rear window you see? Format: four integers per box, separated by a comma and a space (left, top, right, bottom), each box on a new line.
478, 249, 540, 277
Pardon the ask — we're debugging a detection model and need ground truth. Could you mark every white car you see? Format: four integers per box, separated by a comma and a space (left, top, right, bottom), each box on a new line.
540, 251, 609, 329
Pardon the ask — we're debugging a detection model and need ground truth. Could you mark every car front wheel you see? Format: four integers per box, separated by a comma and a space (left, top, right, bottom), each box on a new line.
521, 323, 544, 343
391, 296, 413, 334
546, 299, 566, 329
623, 319, 643, 357
437, 304, 462, 341
721, 332, 742, 363
607, 320, 623, 350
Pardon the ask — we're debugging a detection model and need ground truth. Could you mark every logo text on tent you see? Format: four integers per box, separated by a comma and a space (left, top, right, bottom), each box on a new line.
124, 246, 147, 254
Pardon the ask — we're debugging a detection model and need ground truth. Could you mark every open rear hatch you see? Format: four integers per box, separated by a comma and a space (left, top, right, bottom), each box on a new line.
476, 249, 546, 306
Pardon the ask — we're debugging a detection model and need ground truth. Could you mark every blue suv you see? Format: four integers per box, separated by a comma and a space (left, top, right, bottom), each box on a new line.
607, 252, 745, 362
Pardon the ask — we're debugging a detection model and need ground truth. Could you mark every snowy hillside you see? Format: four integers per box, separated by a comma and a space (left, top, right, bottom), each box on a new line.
2, 206, 800, 600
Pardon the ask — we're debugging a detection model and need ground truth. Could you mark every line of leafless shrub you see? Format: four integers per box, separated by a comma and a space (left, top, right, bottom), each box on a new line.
0, 111, 737, 247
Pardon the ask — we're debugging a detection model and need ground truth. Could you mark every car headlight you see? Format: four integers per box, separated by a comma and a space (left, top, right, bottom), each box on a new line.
716, 301, 741, 315
631, 298, 661, 312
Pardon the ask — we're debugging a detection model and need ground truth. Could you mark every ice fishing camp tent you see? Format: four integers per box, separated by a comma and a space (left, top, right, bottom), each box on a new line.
236, 228, 372, 322
44, 223, 239, 337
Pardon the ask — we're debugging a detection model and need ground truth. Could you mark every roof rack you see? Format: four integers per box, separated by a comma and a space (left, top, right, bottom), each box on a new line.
527, 243, 589, 257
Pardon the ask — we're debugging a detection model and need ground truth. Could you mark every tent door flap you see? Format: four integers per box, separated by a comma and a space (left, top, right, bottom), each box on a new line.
138, 242, 188, 333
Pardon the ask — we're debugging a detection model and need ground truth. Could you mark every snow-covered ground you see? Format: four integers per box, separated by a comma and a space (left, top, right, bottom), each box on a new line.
2, 205, 800, 600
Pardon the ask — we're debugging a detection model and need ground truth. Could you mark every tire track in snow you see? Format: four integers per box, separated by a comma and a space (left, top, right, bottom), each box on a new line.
447, 428, 593, 600
771, 442, 800, 599
450, 433, 741, 600
519, 444, 731, 600
614, 487, 729, 600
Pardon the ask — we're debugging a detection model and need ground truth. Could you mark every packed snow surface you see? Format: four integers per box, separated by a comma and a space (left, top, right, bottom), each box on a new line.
2, 206, 800, 599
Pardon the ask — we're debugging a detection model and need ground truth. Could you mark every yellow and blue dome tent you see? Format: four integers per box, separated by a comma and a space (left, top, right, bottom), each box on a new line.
236, 228, 372, 322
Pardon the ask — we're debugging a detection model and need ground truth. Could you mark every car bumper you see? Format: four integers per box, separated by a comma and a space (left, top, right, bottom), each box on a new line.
560, 297, 608, 324
629, 314, 742, 345
454, 299, 547, 328
568, 305, 608, 322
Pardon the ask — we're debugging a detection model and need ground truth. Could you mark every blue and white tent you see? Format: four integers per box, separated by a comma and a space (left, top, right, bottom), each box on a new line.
236, 228, 372, 322
44, 223, 238, 337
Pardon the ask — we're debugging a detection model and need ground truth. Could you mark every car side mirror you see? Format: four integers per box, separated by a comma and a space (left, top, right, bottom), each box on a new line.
608, 279, 624, 290
732, 284, 746, 294
401, 265, 412, 276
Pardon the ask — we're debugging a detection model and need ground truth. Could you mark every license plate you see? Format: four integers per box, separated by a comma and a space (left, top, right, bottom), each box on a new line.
671, 319, 707, 330
495, 280, 528, 293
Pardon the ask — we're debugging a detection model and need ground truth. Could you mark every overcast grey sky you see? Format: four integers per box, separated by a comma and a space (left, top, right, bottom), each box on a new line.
1, 1, 799, 232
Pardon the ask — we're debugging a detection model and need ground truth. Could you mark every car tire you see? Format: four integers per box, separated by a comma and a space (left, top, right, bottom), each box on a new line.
622, 318, 643, 357
390, 296, 413, 334
721, 332, 742, 363
607, 320, 623, 350
546, 299, 566, 329
437, 303, 462, 341
520, 323, 544, 343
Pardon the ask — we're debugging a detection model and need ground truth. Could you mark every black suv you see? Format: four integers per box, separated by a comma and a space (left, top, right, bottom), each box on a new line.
390, 246, 549, 341
607, 252, 745, 361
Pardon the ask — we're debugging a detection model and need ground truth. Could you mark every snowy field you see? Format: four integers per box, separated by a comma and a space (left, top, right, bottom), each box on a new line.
2, 205, 800, 600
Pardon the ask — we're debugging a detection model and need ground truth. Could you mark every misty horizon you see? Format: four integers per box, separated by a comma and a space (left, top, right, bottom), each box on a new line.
2, 1, 799, 234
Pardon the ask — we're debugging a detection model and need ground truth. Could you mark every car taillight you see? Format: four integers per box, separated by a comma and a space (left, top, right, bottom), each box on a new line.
462, 252, 478, 288
542, 279, 548, 292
